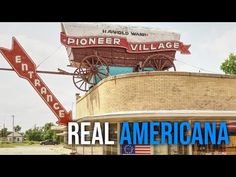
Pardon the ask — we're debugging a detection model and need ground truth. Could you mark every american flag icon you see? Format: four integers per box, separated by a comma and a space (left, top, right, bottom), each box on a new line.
121, 144, 151, 155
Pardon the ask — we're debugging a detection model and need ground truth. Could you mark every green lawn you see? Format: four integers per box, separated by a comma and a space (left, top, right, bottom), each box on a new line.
0, 143, 15, 148
0, 141, 41, 148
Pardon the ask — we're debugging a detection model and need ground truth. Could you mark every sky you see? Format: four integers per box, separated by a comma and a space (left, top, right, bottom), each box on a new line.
0, 22, 236, 131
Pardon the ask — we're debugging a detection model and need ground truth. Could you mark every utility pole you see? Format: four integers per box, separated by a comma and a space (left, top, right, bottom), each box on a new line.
0, 125, 2, 141
12, 115, 14, 143
3, 120, 5, 140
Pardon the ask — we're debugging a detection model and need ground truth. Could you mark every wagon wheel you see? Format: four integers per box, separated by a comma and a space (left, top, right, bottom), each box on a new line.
73, 55, 109, 91
141, 54, 176, 71
73, 68, 90, 92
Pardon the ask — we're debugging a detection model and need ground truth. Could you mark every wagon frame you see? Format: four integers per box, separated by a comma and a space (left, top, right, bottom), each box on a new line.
71, 48, 177, 91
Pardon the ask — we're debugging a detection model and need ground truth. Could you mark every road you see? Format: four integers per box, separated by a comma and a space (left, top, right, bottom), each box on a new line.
0, 145, 72, 155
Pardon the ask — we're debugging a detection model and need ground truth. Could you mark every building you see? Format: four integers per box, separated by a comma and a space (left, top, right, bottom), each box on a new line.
51, 125, 68, 145
60, 23, 236, 155
75, 71, 236, 155
7, 132, 24, 143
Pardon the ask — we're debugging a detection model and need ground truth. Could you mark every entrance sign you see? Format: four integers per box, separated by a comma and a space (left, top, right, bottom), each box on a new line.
0, 37, 71, 125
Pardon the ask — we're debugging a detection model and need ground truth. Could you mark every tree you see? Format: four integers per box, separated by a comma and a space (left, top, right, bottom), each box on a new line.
14, 125, 21, 132
42, 122, 57, 141
221, 53, 236, 74
25, 127, 43, 141
43, 123, 54, 132
24, 122, 58, 141
0, 128, 8, 137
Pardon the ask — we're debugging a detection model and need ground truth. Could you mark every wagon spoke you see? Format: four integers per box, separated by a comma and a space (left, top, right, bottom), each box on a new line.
153, 59, 159, 70
98, 59, 106, 66
92, 57, 95, 65
87, 73, 93, 82
79, 68, 85, 75
82, 61, 91, 68
97, 68, 106, 71
151, 60, 156, 70
85, 59, 92, 67
85, 68, 91, 72
95, 59, 99, 65
84, 82, 87, 91
96, 73, 103, 80
98, 71, 108, 76
93, 76, 96, 84
161, 60, 168, 70
79, 81, 85, 88
75, 79, 83, 84
158, 59, 162, 70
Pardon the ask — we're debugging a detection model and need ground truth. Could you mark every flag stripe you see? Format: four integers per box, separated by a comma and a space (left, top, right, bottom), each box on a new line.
135, 145, 151, 155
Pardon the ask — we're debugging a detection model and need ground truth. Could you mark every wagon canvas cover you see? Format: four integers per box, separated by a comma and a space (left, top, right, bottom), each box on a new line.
61, 23, 190, 68
61, 23, 190, 54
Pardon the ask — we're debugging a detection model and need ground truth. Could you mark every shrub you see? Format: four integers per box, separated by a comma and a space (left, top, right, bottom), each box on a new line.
28, 141, 35, 145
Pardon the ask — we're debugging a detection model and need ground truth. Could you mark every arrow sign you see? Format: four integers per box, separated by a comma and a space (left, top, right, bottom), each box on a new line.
0, 37, 72, 125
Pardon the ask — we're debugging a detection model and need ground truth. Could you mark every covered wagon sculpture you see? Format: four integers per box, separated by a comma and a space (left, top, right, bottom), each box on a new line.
61, 23, 191, 91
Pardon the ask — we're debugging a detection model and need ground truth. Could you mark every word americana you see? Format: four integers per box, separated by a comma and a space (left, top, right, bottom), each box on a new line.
120, 121, 229, 145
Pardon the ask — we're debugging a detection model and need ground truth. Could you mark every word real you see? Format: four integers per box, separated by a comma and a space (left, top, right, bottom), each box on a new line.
120, 122, 229, 145
68, 122, 114, 145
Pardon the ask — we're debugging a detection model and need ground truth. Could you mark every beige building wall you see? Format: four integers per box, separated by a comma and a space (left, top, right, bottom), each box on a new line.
76, 72, 236, 119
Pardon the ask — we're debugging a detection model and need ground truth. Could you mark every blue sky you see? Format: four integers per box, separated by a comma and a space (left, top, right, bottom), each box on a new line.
0, 22, 236, 131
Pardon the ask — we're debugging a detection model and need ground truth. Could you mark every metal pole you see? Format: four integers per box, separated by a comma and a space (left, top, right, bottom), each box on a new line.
0, 68, 77, 76
71, 102, 74, 121
91, 122, 93, 155
3, 120, 5, 141
187, 120, 192, 155
12, 115, 14, 143
117, 122, 120, 155
0, 125, 2, 142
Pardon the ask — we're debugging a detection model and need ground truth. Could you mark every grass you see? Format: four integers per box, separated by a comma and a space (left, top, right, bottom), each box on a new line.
0, 141, 41, 148
0, 143, 15, 148
15, 141, 40, 146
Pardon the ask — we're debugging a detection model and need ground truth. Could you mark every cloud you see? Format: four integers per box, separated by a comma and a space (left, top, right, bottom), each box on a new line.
208, 27, 236, 57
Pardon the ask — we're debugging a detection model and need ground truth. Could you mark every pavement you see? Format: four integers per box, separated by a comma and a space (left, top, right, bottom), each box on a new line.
0, 145, 72, 155
73, 146, 103, 155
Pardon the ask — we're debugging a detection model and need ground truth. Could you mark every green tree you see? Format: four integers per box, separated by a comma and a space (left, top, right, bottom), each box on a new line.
42, 122, 57, 141
25, 127, 43, 141
14, 125, 21, 132
0, 128, 8, 137
43, 123, 54, 132
24, 122, 58, 142
221, 53, 236, 74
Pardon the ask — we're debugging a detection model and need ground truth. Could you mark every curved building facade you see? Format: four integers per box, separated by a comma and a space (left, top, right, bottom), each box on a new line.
76, 72, 236, 155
